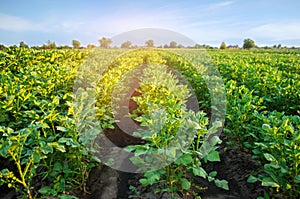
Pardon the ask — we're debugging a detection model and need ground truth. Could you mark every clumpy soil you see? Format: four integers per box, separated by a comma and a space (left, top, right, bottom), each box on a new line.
200, 143, 266, 199
197, 142, 268, 199
0, 140, 269, 199
0, 157, 16, 199
125, 141, 268, 199
71, 135, 269, 199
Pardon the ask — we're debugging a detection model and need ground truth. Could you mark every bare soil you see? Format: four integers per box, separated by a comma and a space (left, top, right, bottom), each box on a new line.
68, 134, 268, 199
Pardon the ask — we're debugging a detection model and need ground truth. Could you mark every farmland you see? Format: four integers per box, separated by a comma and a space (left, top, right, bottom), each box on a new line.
0, 47, 299, 198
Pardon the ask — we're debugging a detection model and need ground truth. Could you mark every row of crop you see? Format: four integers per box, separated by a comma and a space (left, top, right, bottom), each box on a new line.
208, 50, 300, 198
0, 47, 84, 73
127, 63, 227, 198
95, 50, 164, 128
225, 80, 300, 198
83, 49, 228, 198
210, 50, 300, 115
79, 48, 299, 198
0, 47, 98, 198
1, 47, 298, 198
156, 49, 299, 198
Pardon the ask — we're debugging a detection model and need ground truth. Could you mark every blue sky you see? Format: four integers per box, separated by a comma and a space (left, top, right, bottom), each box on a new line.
0, 0, 299, 47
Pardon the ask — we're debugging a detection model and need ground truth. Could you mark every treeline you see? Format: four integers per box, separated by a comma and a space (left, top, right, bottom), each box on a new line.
0, 38, 216, 50
1, 37, 299, 50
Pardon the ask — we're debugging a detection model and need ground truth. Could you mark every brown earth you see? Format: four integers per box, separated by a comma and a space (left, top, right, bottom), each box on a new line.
69, 135, 269, 199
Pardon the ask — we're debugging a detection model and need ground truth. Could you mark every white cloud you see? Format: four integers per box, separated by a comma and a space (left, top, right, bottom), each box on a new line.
0, 13, 87, 33
247, 22, 300, 41
77, 5, 241, 45
208, 1, 234, 10
51, 21, 86, 33
0, 13, 44, 31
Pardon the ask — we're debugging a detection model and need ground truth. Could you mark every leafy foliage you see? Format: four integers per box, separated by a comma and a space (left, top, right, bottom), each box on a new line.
0, 47, 97, 198
0, 47, 299, 199
210, 49, 300, 198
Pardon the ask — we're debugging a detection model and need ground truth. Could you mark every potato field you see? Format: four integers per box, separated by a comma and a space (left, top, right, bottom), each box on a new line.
0, 47, 299, 199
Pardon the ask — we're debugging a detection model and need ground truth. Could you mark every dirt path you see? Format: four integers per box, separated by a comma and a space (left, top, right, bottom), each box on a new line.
73, 136, 268, 199
0, 139, 269, 199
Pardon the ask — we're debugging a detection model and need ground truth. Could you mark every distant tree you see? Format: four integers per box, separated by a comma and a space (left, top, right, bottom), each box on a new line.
263, 46, 271, 49
98, 37, 112, 48
43, 40, 56, 49
194, 44, 201, 49
31, 46, 40, 50
87, 44, 96, 49
121, 41, 132, 48
145, 39, 154, 47
49, 42, 56, 49
163, 44, 169, 48
220, 42, 226, 49
169, 41, 177, 48
194, 44, 212, 49
177, 44, 184, 48
243, 38, 255, 49
272, 44, 282, 49
72, 40, 81, 49
57, 45, 71, 49
40, 44, 47, 49
39, 40, 55, 49
0, 44, 7, 50
19, 41, 29, 48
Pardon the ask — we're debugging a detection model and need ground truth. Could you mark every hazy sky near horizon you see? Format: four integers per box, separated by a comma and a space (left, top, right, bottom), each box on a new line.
0, 0, 299, 47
